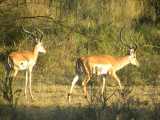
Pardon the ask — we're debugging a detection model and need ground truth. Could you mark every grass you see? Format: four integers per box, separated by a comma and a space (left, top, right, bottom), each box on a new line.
0, 0, 160, 119
0, 72, 160, 120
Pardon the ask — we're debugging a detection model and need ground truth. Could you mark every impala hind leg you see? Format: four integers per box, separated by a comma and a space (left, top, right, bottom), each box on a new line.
5, 67, 10, 85
6, 69, 18, 92
4, 67, 10, 90
68, 75, 79, 102
82, 74, 90, 101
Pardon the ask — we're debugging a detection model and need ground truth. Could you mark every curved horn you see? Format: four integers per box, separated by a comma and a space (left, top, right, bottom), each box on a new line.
31, 20, 44, 41
22, 24, 37, 39
120, 27, 131, 49
130, 30, 138, 52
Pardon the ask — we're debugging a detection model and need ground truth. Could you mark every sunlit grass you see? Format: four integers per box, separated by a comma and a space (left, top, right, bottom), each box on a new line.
0, 73, 160, 119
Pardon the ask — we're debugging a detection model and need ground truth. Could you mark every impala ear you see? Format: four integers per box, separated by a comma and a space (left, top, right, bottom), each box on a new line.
36, 38, 38, 42
35, 38, 41, 43
32, 40, 37, 45
129, 48, 134, 55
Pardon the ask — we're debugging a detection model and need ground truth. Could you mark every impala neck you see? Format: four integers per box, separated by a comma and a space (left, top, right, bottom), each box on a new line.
32, 44, 39, 62
116, 54, 131, 70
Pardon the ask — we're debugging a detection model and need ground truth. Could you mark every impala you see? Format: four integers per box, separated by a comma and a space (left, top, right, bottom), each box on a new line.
5, 22, 46, 99
68, 28, 139, 102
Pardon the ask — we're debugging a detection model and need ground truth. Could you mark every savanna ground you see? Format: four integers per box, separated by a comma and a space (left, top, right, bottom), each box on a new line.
0, 0, 160, 119
1, 71, 160, 120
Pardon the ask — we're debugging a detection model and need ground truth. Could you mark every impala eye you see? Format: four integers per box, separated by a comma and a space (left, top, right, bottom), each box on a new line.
134, 56, 136, 58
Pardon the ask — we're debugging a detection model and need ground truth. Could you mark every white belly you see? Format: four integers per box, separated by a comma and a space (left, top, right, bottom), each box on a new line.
92, 64, 111, 75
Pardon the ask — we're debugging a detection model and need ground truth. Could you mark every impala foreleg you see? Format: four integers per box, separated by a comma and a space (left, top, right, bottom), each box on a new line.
68, 75, 79, 102
101, 75, 106, 101
24, 69, 28, 98
111, 72, 122, 92
28, 70, 33, 99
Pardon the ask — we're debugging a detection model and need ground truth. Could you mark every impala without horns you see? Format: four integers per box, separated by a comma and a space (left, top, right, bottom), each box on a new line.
68, 27, 139, 102
5, 21, 46, 99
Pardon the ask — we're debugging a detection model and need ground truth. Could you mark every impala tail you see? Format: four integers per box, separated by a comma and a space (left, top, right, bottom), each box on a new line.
6, 56, 13, 69
76, 59, 83, 73
5, 56, 14, 83
76, 59, 89, 74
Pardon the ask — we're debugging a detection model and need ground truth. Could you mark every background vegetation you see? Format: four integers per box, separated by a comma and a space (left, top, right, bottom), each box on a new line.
0, 0, 160, 119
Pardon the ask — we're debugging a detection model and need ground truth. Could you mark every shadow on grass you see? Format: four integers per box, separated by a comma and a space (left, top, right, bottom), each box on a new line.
0, 78, 22, 110
0, 99, 160, 120
0, 87, 160, 120
0, 74, 160, 120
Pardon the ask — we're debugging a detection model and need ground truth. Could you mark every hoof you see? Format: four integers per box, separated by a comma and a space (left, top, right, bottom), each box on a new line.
85, 95, 90, 101
121, 91, 125, 96
101, 97, 104, 102
68, 93, 71, 102
24, 93, 27, 98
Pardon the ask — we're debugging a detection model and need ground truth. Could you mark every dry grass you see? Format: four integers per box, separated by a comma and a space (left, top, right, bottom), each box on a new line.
0, 73, 160, 119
